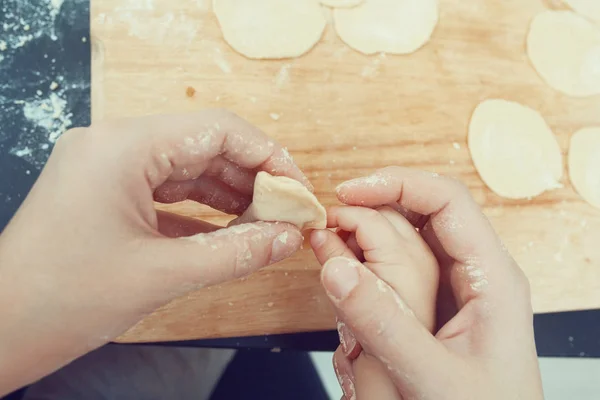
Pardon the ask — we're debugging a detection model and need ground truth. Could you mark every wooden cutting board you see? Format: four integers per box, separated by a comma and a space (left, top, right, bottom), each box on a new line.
91, 0, 600, 342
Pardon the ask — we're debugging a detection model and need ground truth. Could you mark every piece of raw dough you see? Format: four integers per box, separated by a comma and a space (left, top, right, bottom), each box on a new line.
527, 10, 600, 97
333, 0, 439, 55
232, 172, 327, 230
213, 0, 327, 59
321, 0, 363, 8
564, 0, 600, 24
569, 127, 600, 209
468, 99, 563, 199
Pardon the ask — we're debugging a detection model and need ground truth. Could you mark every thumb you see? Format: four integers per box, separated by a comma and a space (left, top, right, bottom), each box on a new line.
147, 222, 302, 288
321, 256, 453, 397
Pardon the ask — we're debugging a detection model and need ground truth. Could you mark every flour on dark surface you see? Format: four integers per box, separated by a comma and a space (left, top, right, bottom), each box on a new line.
0, 0, 90, 230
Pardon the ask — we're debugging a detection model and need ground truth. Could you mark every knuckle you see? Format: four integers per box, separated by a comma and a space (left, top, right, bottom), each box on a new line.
345, 291, 399, 341
324, 246, 347, 260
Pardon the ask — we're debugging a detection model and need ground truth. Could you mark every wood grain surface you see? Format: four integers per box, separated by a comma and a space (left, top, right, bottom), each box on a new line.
90, 0, 600, 342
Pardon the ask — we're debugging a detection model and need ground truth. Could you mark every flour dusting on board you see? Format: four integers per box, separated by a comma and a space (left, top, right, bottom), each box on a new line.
108, 0, 199, 43
274, 64, 292, 88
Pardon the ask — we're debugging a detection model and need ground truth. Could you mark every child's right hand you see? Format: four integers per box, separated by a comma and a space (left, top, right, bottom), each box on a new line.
311, 167, 544, 400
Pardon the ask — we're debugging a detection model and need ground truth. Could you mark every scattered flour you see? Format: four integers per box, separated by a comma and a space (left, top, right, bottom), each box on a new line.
339, 174, 390, 189
376, 279, 389, 293
212, 47, 232, 73
1, 1, 90, 169
361, 54, 386, 78
1, 0, 64, 50
276, 231, 288, 244
22, 92, 71, 142
274, 64, 292, 88
7, 82, 80, 167
111, 0, 198, 43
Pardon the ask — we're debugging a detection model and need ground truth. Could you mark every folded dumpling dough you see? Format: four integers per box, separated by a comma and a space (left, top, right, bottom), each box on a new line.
231, 172, 327, 230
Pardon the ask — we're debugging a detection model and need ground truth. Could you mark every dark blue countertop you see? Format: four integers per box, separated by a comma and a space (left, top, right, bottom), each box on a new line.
1, 0, 598, 357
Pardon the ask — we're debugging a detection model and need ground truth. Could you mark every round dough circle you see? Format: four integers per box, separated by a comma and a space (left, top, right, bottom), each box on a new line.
527, 10, 600, 97
321, 0, 363, 8
468, 99, 563, 199
213, 0, 327, 59
569, 127, 600, 209
565, 0, 600, 24
333, 0, 439, 55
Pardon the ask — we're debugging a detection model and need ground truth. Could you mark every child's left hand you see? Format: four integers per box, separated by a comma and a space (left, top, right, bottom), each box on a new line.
0, 111, 309, 395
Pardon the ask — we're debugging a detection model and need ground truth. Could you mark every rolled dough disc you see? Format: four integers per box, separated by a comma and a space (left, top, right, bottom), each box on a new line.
527, 10, 600, 97
332, 0, 439, 55
213, 0, 327, 59
564, 0, 600, 24
231, 172, 327, 230
321, 0, 363, 8
468, 99, 563, 199
569, 127, 600, 209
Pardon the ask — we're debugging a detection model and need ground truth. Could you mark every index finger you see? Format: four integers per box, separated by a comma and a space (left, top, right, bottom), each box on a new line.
335, 166, 505, 267
101, 110, 312, 191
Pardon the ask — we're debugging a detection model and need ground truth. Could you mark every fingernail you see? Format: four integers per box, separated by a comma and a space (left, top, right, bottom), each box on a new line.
270, 229, 301, 264
310, 229, 328, 249
337, 320, 357, 357
322, 257, 360, 301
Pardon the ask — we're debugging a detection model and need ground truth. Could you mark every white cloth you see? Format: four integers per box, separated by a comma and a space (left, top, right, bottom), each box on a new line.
23, 345, 235, 400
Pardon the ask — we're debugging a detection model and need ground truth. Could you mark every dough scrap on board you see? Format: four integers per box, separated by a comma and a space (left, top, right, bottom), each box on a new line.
213, 0, 327, 59
321, 0, 363, 8
527, 10, 600, 97
231, 172, 327, 230
564, 0, 600, 24
468, 99, 563, 199
333, 0, 439, 55
569, 127, 600, 209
